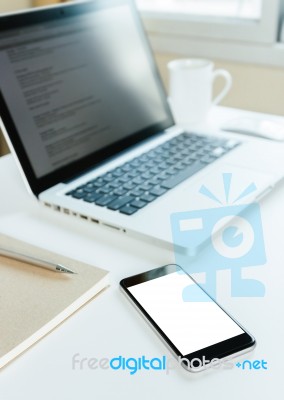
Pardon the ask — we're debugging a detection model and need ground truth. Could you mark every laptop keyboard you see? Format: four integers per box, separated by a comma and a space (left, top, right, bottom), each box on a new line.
66, 132, 240, 215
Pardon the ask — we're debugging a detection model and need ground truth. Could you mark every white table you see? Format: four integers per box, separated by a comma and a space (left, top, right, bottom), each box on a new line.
0, 106, 283, 400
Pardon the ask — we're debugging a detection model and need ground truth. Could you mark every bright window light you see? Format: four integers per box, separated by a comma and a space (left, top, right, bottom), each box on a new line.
136, 0, 263, 20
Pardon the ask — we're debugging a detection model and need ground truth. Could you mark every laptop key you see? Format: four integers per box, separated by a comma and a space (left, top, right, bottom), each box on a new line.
130, 159, 140, 168
123, 182, 137, 191
145, 160, 157, 169
161, 162, 205, 190
140, 182, 154, 191
97, 185, 112, 195
83, 192, 103, 203
212, 147, 226, 157
113, 188, 127, 196
200, 156, 216, 164
109, 181, 120, 189
161, 150, 171, 159
165, 158, 176, 166
150, 186, 168, 197
136, 165, 148, 173
158, 171, 172, 180
112, 168, 124, 177
118, 175, 130, 183
149, 176, 163, 186
83, 186, 96, 193
139, 154, 150, 163
183, 158, 194, 166
150, 166, 161, 175
121, 164, 132, 173
129, 189, 145, 198
140, 193, 156, 203
188, 153, 199, 160
131, 200, 147, 209
71, 190, 85, 199
153, 156, 164, 164
91, 179, 106, 188
141, 171, 154, 180
127, 170, 140, 178
119, 205, 138, 215
173, 154, 183, 162
147, 150, 157, 159
175, 162, 186, 171
166, 166, 179, 175
154, 146, 164, 154
168, 147, 177, 156
132, 176, 145, 185
107, 195, 135, 211
158, 161, 169, 170
101, 173, 114, 182
161, 142, 171, 150
95, 195, 117, 206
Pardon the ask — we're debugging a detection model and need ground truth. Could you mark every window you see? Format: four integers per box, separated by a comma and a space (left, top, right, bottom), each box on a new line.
137, 0, 280, 44
137, 0, 263, 20
136, 0, 284, 66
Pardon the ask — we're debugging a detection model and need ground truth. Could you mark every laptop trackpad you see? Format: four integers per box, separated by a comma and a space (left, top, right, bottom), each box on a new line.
178, 164, 274, 212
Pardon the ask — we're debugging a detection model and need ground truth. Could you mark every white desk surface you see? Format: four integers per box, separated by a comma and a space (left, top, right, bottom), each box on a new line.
0, 106, 283, 400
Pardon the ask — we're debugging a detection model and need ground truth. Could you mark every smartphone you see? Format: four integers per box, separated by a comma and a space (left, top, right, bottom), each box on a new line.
120, 264, 255, 372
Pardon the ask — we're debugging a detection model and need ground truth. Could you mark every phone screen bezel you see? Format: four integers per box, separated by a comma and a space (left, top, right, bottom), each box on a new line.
120, 264, 255, 368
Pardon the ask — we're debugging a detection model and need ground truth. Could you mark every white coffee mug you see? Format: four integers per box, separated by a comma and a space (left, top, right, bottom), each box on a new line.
168, 59, 232, 125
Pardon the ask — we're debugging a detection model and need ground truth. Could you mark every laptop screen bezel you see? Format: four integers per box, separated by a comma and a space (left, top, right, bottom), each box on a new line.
0, 0, 174, 197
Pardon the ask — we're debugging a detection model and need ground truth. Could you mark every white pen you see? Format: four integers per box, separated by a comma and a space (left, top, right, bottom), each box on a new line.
0, 247, 77, 274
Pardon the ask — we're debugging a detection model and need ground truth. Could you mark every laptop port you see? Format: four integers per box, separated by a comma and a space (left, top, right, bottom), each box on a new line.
102, 223, 120, 231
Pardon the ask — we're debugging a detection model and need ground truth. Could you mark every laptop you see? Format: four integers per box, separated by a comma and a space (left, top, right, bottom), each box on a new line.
0, 0, 283, 250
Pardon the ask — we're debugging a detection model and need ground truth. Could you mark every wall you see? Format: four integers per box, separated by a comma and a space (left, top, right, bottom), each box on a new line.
154, 52, 284, 116
0, 0, 32, 12
0, 1, 67, 12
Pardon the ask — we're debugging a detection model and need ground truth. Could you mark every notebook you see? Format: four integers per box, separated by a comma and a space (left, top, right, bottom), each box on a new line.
0, 233, 109, 369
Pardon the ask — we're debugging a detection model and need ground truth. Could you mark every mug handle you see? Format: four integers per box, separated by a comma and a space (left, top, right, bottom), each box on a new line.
212, 69, 232, 105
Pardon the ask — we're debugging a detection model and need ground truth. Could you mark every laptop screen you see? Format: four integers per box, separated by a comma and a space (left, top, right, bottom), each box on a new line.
0, 0, 173, 194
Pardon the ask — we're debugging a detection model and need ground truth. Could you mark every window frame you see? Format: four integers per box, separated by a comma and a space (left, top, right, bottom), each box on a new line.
139, 0, 280, 44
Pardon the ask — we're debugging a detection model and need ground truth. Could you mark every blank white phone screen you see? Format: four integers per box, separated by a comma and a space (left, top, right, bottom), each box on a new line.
128, 271, 244, 355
